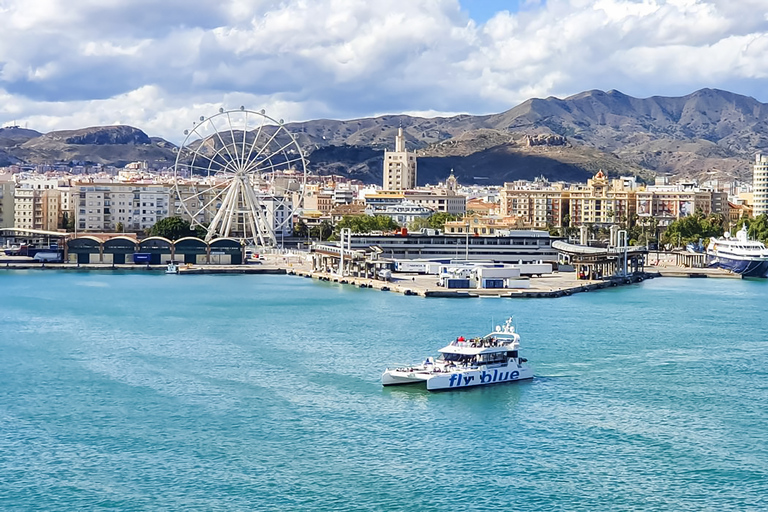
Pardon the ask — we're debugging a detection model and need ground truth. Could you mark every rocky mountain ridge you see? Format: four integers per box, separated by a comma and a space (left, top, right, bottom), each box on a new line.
2, 88, 766, 184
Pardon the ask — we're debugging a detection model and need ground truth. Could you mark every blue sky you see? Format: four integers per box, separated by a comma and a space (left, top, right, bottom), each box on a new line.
1, 0, 768, 141
461, 0, 527, 21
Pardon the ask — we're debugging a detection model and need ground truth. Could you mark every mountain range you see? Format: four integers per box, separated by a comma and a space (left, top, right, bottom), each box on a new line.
1, 88, 765, 185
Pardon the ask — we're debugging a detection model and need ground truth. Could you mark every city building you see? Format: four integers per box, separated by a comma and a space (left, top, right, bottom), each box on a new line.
444, 213, 520, 235
330, 202, 366, 223
13, 177, 65, 232
500, 181, 569, 229
567, 171, 636, 226
303, 186, 335, 216
0, 173, 14, 229
365, 201, 433, 225
636, 177, 712, 227
383, 128, 417, 191
753, 153, 768, 217
64, 183, 172, 233
332, 230, 557, 264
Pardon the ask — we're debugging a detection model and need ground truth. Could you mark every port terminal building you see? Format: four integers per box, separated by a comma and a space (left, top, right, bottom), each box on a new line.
329, 229, 558, 264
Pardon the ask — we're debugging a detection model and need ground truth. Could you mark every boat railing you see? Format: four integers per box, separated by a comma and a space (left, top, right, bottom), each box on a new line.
450, 336, 516, 348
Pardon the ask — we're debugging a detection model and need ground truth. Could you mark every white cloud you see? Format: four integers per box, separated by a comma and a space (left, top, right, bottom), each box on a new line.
1, 0, 768, 142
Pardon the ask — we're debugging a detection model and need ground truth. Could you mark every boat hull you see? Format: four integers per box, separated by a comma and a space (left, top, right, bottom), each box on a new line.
426, 366, 534, 391
381, 369, 431, 386
382, 365, 533, 391
707, 254, 768, 278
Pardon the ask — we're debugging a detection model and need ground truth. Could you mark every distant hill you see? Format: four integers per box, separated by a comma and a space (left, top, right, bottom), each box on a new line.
285, 88, 767, 183
4, 88, 767, 184
0, 126, 42, 146
0, 127, 42, 166
1, 126, 177, 168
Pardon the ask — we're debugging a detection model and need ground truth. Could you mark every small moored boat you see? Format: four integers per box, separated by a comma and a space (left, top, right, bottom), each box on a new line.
165, 262, 179, 274
382, 318, 533, 391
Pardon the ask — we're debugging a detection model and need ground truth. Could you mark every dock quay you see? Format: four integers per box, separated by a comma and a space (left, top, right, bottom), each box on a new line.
1, 253, 745, 296
286, 265, 660, 298
0, 261, 287, 274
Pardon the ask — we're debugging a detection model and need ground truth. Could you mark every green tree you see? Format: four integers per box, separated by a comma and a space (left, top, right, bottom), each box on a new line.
408, 217, 430, 231
116, 222, 124, 233
428, 212, 459, 230
735, 214, 768, 243
409, 212, 460, 231
332, 215, 399, 238
311, 220, 334, 241
661, 211, 725, 247
629, 216, 659, 246
149, 217, 202, 240
59, 212, 73, 231
293, 219, 309, 238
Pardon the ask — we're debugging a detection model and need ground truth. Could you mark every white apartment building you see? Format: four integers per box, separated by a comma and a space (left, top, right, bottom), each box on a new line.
14, 177, 65, 232
754, 154, 768, 217
67, 184, 172, 233
405, 191, 466, 215
383, 128, 417, 191
365, 201, 433, 225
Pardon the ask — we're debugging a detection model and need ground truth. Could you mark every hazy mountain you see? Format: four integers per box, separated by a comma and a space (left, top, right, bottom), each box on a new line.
286, 88, 767, 183
0, 127, 43, 147
5, 126, 177, 168
4, 88, 766, 184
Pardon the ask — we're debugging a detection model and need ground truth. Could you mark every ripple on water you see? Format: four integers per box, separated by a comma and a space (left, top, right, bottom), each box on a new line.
0, 272, 767, 510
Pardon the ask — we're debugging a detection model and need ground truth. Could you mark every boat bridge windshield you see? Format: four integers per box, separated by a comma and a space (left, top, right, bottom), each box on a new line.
438, 351, 518, 365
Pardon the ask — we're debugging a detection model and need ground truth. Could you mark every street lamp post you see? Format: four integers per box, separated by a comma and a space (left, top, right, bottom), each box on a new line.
465, 221, 470, 261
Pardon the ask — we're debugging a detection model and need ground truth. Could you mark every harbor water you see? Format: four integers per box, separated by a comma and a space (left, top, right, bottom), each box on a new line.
1, 271, 767, 511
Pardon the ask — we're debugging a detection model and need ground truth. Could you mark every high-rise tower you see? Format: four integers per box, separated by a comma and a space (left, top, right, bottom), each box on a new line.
383, 127, 417, 190
754, 154, 768, 217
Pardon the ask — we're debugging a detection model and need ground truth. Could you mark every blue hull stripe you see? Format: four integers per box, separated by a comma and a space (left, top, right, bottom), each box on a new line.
708, 256, 768, 278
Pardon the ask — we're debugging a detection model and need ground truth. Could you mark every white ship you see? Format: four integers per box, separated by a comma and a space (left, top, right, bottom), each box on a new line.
706, 226, 768, 278
382, 318, 533, 391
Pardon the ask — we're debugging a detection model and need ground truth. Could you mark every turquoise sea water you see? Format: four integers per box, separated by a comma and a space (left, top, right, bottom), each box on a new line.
1, 271, 767, 511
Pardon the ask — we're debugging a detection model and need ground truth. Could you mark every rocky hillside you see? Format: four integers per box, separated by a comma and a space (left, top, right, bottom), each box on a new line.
3, 88, 766, 183
0, 126, 177, 168
0, 127, 43, 166
286, 88, 768, 183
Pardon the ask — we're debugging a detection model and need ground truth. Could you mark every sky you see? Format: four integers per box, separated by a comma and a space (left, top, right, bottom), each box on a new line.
2, 0, 768, 142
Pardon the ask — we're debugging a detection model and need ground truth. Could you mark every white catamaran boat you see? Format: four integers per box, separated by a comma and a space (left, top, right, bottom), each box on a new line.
382, 318, 533, 391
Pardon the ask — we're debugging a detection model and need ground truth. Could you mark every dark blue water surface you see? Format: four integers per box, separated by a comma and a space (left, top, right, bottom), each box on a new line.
1, 271, 766, 511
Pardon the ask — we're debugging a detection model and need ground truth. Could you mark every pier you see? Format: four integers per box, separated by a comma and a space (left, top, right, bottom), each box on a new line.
1, 251, 743, 298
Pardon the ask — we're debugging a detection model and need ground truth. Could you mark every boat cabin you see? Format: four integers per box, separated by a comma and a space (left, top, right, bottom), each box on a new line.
437, 349, 520, 368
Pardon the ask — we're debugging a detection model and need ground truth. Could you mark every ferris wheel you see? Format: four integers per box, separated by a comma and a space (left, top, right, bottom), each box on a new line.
173, 107, 307, 246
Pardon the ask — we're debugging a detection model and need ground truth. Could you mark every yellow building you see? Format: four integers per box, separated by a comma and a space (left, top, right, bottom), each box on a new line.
14, 179, 63, 232
444, 213, 520, 235
383, 128, 417, 191
567, 171, 636, 226
0, 173, 14, 229
499, 180, 570, 228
